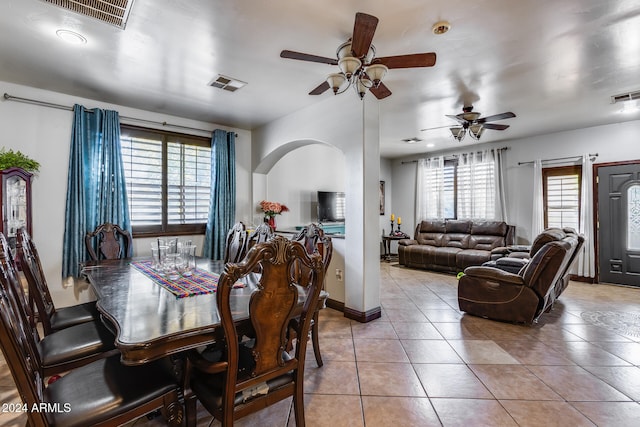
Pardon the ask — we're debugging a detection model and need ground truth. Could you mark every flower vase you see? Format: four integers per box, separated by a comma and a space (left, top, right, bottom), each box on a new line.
266, 216, 276, 231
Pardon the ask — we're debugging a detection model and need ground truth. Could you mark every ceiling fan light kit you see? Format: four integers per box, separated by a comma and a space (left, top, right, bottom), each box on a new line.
427, 105, 516, 142
280, 12, 436, 100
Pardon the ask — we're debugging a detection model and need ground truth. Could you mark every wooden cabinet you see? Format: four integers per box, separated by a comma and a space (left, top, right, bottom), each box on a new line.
0, 167, 32, 248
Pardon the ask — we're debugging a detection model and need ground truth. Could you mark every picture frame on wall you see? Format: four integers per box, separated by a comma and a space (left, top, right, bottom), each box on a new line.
379, 180, 385, 215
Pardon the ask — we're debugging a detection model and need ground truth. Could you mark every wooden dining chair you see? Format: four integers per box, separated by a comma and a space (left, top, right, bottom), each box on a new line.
224, 221, 249, 263
184, 236, 324, 427
85, 222, 133, 261
0, 276, 183, 426
247, 221, 274, 247
1, 233, 118, 378
291, 224, 333, 367
16, 227, 100, 336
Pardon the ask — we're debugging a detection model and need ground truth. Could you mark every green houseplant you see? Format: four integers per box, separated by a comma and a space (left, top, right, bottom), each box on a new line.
0, 148, 40, 173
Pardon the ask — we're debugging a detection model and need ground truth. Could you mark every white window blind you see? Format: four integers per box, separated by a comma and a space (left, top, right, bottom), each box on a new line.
545, 171, 580, 230
120, 128, 211, 232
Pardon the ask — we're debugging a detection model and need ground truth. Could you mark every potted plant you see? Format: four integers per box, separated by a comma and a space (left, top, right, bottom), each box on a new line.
0, 148, 40, 173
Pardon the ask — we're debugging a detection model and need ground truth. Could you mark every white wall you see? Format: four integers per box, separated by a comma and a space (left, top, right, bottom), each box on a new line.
390, 119, 640, 245
0, 81, 251, 306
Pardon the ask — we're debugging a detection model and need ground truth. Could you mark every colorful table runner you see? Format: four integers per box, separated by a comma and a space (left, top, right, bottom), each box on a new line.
131, 260, 242, 299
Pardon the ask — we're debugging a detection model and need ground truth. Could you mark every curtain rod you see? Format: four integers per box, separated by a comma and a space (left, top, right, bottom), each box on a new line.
518, 153, 598, 166
401, 146, 509, 165
3, 93, 237, 137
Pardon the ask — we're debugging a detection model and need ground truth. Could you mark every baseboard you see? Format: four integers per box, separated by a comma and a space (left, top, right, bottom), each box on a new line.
570, 274, 596, 283
325, 298, 344, 312
343, 305, 382, 323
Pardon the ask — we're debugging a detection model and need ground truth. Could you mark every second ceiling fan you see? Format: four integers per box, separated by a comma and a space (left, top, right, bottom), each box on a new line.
422, 105, 516, 141
280, 12, 437, 100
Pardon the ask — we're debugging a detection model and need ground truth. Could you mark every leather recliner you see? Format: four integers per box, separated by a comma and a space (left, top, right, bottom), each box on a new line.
457, 229, 581, 324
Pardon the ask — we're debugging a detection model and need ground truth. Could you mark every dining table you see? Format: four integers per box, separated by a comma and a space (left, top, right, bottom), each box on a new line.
82, 257, 258, 366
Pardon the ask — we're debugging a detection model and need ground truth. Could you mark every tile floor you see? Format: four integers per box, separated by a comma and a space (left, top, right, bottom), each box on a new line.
2, 262, 640, 426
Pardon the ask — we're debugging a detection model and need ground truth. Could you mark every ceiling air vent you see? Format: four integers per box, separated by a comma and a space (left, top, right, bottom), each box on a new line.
208, 75, 247, 92
611, 90, 640, 104
40, 0, 136, 29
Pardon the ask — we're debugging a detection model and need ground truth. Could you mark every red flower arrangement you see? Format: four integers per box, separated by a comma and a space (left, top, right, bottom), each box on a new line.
259, 200, 289, 218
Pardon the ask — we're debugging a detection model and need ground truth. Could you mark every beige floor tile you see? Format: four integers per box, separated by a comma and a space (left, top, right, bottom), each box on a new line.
353, 338, 409, 363
317, 319, 353, 339
383, 307, 429, 322
414, 363, 493, 398
592, 341, 640, 365
447, 340, 521, 364
582, 366, 640, 401
304, 361, 360, 395
306, 337, 355, 362
562, 323, 635, 342
420, 308, 465, 323
494, 339, 576, 365
401, 339, 464, 364
500, 400, 597, 427
430, 398, 518, 426
362, 396, 440, 427
392, 321, 443, 340
302, 394, 364, 427
527, 365, 632, 401
470, 364, 563, 400
547, 341, 632, 366
357, 362, 426, 397
432, 321, 490, 340
571, 401, 640, 427
351, 320, 398, 339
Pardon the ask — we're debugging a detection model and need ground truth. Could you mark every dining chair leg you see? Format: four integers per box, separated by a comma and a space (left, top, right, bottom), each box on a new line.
311, 309, 323, 367
184, 393, 198, 427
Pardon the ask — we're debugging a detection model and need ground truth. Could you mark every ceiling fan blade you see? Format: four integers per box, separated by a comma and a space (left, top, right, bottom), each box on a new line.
370, 82, 392, 99
374, 53, 437, 69
477, 112, 516, 123
482, 123, 510, 130
351, 12, 378, 58
280, 50, 338, 65
420, 124, 451, 132
309, 81, 330, 95
446, 114, 467, 125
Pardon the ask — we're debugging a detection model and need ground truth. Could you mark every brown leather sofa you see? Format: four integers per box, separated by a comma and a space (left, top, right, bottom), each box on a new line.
457, 228, 582, 324
398, 219, 515, 273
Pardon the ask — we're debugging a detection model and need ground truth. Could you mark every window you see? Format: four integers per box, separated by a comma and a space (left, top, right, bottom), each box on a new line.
420, 151, 496, 220
542, 165, 581, 229
120, 126, 211, 236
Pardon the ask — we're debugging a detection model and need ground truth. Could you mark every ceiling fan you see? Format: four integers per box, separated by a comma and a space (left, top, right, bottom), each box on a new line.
421, 105, 516, 141
280, 12, 436, 100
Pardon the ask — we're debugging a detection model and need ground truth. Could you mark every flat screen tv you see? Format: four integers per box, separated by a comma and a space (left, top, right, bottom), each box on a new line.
317, 191, 345, 222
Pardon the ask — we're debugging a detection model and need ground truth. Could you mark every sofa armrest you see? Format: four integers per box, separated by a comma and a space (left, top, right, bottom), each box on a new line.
463, 266, 525, 285
398, 239, 417, 246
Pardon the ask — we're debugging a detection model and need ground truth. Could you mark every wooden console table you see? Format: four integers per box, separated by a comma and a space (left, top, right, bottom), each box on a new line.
382, 234, 408, 262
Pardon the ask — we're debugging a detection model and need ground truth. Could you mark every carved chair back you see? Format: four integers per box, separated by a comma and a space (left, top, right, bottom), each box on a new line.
224, 222, 249, 263
85, 222, 133, 261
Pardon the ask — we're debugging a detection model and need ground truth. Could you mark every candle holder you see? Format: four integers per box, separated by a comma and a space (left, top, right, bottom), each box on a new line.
396, 223, 402, 234
389, 220, 394, 235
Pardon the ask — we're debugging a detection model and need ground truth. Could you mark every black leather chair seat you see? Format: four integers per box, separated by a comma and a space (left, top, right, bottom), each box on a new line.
38, 319, 116, 368
49, 301, 100, 331
44, 355, 178, 427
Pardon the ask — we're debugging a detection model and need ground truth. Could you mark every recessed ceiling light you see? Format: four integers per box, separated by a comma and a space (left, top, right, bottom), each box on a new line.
56, 29, 87, 44
426, 143, 435, 148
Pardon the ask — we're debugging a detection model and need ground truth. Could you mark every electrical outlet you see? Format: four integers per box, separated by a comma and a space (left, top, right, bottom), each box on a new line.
335, 268, 343, 281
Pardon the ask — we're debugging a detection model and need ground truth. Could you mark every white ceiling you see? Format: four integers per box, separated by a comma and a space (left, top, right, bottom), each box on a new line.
1, 0, 639, 158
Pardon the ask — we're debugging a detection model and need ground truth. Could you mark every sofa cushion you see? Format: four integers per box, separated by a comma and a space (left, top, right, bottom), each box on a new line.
456, 249, 493, 270
418, 219, 446, 233
470, 221, 507, 236
445, 220, 471, 234
530, 228, 566, 256
468, 234, 505, 251
433, 247, 462, 268
416, 233, 444, 247
443, 233, 470, 249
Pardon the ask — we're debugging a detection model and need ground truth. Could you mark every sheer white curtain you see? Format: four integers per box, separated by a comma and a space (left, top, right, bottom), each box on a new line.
457, 149, 496, 219
531, 159, 544, 237
495, 148, 508, 222
577, 154, 596, 277
415, 156, 444, 221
